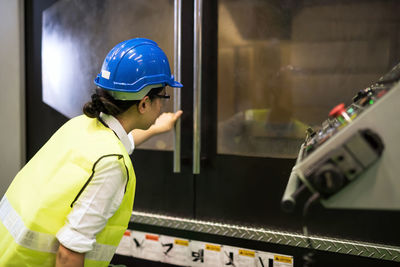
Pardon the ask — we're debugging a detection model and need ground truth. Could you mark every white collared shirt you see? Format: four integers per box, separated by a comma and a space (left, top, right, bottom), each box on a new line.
56, 113, 134, 253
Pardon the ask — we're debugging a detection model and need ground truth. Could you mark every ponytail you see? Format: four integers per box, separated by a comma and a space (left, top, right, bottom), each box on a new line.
83, 88, 138, 118
83, 86, 165, 118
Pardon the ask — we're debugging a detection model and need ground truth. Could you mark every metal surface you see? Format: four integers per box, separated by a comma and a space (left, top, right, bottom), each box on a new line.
173, 0, 182, 173
193, 0, 203, 174
281, 143, 305, 211
131, 211, 400, 262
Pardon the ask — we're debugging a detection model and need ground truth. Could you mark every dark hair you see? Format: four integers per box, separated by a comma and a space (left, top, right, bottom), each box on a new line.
83, 87, 164, 118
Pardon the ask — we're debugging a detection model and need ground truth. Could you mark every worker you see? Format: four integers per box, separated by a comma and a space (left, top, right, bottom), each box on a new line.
0, 38, 183, 267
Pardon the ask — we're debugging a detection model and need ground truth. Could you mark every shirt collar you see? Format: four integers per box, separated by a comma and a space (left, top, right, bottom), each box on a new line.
99, 113, 135, 155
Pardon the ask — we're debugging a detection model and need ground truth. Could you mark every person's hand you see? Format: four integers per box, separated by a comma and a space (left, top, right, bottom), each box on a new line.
150, 110, 183, 134
131, 110, 182, 146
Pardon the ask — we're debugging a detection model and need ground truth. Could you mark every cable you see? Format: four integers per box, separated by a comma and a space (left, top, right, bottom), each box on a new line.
302, 192, 320, 267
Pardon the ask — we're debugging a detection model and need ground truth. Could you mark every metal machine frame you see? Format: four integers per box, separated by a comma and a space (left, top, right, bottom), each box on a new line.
131, 211, 400, 262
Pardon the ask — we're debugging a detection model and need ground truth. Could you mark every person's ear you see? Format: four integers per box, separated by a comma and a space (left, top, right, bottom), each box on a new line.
138, 96, 150, 114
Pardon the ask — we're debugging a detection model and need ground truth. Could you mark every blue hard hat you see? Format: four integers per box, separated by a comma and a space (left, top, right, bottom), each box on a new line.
94, 38, 182, 100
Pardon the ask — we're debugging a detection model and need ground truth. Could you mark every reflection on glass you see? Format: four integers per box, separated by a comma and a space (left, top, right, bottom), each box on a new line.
42, 0, 175, 151
217, 0, 400, 158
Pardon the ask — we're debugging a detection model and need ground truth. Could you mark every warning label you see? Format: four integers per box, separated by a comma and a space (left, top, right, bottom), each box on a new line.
205, 244, 221, 252
175, 239, 189, 246
274, 255, 293, 264
145, 234, 159, 241
239, 249, 255, 257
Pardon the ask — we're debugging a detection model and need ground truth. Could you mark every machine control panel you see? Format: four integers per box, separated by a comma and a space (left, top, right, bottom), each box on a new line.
303, 82, 390, 159
284, 62, 400, 209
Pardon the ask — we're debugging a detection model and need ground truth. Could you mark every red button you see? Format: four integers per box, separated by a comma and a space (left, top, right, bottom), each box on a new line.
329, 103, 346, 118
377, 90, 387, 98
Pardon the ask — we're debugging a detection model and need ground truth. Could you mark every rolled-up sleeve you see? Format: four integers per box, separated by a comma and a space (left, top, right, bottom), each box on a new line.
56, 156, 127, 253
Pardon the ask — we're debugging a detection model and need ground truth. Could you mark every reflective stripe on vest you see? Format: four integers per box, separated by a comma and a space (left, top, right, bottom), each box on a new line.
0, 196, 116, 262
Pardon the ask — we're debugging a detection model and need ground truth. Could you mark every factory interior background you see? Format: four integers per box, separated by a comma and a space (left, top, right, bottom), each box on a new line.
1, 0, 400, 266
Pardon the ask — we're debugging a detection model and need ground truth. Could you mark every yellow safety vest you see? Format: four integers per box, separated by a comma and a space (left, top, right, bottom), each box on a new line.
0, 115, 136, 267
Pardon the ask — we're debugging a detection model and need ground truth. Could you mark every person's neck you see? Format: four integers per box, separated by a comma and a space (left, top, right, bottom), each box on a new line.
116, 112, 140, 134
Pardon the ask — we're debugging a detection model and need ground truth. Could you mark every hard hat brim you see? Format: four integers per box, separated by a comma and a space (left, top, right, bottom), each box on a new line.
102, 80, 182, 101
168, 80, 183, 88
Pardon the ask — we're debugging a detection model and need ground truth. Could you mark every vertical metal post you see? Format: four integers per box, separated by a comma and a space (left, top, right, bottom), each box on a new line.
193, 0, 202, 174
173, 0, 182, 173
